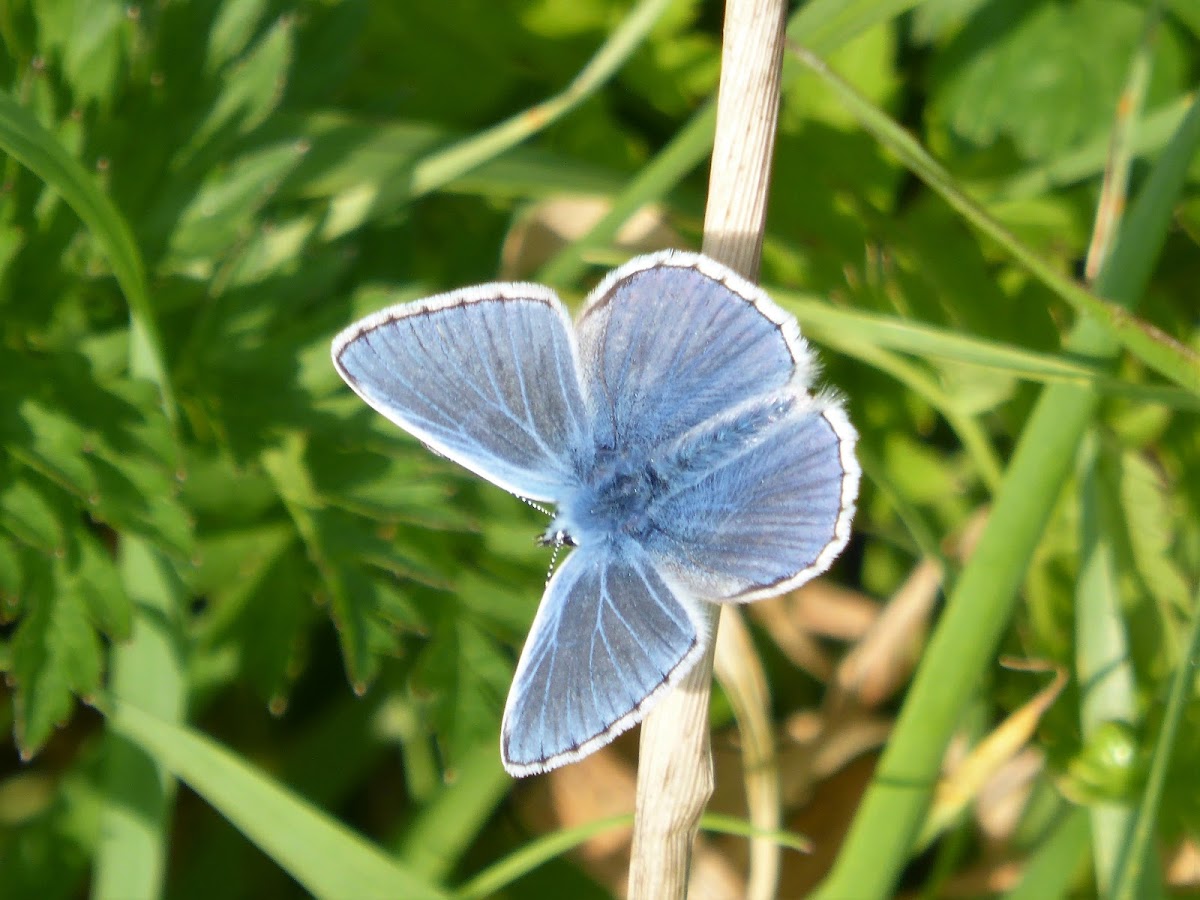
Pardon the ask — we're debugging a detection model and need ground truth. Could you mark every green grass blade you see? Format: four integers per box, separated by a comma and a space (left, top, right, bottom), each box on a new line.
1080, 2, 1162, 281
102, 697, 448, 900
535, 101, 713, 286
698, 812, 812, 853
1109, 585, 1200, 900
286, 0, 671, 241
782, 292, 1200, 409
1076, 438, 1139, 896
855, 443, 948, 568
393, 739, 511, 882
451, 809, 814, 900
1089, 103, 1200, 305
818, 334, 1005, 490
409, 0, 672, 200
787, 0, 926, 51
537, 0, 936, 288
454, 814, 633, 900
1003, 807, 1090, 900
0, 90, 175, 422
812, 54, 1200, 900
91, 537, 189, 900
790, 47, 1200, 395
1075, 11, 1160, 891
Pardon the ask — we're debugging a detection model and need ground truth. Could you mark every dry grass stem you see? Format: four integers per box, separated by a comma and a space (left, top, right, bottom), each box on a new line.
713, 607, 780, 900
627, 0, 789, 896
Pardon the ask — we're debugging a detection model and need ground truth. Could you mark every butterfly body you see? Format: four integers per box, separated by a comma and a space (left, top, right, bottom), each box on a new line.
551, 446, 665, 544
332, 250, 859, 776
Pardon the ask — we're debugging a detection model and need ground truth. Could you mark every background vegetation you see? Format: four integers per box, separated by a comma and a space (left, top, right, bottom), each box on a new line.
0, 0, 1197, 897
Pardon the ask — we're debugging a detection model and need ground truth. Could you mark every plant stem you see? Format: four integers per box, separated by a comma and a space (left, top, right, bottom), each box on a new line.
626, 0, 788, 895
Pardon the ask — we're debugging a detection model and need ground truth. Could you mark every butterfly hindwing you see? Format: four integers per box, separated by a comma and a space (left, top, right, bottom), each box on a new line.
501, 542, 705, 776
646, 394, 859, 603
332, 286, 590, 501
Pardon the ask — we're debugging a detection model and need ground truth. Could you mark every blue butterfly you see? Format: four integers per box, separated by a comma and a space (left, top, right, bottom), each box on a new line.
332, 251, 859, 776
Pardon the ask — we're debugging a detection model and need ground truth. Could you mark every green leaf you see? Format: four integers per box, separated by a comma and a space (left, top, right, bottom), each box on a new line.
0, 476, 68, 555
1116, 449, 1191, 613
103, 698, 449, 900
14, 397, 98, 498
1167, 0, 1200, 35
0, 538, 22, 601
194, 526, 312, 702
928, 0, 1188, 159
0, 766, 98, 900
176, 15, 294, 167
33, 0, 130, 108
700, 813, 813, 853
393, 0, 673, 203
416, 612, 511, 762
309, 435, 476, 531
0, 354, 188, 554
262, 434, 381, 689
206, 0, 273, 72
73, 531, 132, 641
10, 558, 103, 756
165, 141, 309, 266
995, 95, 1194, 201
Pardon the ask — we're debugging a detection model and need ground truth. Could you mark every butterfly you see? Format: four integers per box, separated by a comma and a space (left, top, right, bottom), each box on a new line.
331, 250, 860, 776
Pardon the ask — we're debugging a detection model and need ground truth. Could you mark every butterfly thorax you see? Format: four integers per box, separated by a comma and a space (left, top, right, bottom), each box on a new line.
547, 447, 670, 546
546, 396, 802, 549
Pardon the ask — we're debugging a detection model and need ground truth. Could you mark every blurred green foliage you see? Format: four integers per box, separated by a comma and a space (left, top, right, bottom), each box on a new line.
0, 0, 1197, 897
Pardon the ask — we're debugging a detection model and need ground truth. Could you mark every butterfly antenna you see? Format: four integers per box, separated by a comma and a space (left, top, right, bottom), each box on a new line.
519, 496, 551, 517
546, 540, 563, 584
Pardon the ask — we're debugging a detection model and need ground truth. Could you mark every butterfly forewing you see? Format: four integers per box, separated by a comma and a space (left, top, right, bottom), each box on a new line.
501, 543, 705, 776
332, 287, 589, 501
576, 252, 810, 451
